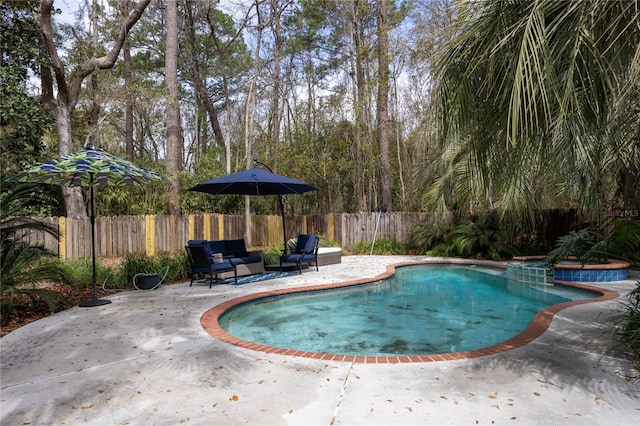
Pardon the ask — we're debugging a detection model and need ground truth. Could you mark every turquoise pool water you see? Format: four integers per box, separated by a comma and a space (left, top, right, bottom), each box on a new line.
219, 265, 598, 356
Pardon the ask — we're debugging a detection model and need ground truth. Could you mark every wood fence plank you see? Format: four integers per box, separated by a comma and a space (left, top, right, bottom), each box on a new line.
26, 212, 440, 259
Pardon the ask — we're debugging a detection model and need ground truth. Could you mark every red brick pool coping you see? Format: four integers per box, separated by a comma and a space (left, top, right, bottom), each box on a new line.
200, 259, 619, 363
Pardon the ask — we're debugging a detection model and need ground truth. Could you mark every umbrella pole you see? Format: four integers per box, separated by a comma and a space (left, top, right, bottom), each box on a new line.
79, 184, 111, 307
279, 195, 287, 254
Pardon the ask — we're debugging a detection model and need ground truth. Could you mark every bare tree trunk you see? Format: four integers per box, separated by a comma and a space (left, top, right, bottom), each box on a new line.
38, 0, 152, 218
392, 73, 406, 209
88, 0, 100, 148
270, 0, 284, 163
350, 0, 367, 212
185, 2, 224, 148
206, 5, 252, 173
377, 0, 392, 211
165, 0, 182, 215
121, 1, 134, 160
243, 0, 266, 246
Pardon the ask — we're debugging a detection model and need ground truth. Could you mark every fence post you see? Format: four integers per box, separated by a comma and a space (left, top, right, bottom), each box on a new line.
218, 214, 224, 239
59, 217, 67, 260
188, 214, 195, 241
204, 213, 211, 240
145, 215, 155, 256
328, 213, 335, 242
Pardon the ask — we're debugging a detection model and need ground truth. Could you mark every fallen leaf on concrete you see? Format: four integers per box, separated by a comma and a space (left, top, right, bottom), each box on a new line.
230, 395, 239, 401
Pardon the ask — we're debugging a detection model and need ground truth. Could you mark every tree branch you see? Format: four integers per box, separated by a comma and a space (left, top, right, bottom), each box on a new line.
39, 0, 152, 112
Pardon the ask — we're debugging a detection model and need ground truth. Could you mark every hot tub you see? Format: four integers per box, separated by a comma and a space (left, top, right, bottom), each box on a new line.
512, 256, 630, 283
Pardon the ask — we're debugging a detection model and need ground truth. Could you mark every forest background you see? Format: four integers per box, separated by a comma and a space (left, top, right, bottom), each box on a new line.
2, 0, 639, 249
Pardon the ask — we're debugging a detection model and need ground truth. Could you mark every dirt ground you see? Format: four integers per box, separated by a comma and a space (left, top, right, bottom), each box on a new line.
0, 283, 116, 338
1, 258, 133, 337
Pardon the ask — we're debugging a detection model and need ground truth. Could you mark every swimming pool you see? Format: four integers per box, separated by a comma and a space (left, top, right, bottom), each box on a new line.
213, 264, 604, 359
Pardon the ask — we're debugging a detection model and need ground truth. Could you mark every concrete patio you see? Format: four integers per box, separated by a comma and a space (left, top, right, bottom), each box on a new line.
1, 256, 638, 425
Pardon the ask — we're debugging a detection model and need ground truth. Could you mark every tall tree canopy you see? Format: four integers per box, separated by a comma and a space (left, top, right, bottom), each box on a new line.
3, 0, 638, 228
0, 0, 53, 173
430, 0, 640, 223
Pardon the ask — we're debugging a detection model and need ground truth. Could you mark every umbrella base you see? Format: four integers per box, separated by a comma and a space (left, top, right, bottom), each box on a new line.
79, 298, 112, 307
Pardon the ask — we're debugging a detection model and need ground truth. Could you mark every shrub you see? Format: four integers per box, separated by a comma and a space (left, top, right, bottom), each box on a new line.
61, 258, 113, 289
353, 238, 405, 255
611, 282, 640, 373
1, 180, 69, 315
116, 252, 189, 289
546, 219, 640, 267
410, 221, 451, 254
261, 246, 283, 266
410, 210, 514, 260
447, 211, 514, 260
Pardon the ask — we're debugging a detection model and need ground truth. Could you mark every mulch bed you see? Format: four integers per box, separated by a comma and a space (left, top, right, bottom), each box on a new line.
1, 283, 116, 338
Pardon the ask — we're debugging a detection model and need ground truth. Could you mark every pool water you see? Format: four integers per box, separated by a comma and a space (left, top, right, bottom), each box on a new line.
218, 265, 597, 356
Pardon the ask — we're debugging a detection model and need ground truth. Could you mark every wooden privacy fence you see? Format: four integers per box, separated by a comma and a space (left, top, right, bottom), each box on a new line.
25, 212, 431, 260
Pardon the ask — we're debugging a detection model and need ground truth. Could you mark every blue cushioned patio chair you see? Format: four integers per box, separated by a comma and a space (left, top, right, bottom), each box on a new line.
185, 245, 237, 287
279, 233, 319, 274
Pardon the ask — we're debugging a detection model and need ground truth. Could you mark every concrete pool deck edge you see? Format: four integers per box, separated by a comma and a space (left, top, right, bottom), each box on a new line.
1, 255, 638, 425
201, 259, 620, 364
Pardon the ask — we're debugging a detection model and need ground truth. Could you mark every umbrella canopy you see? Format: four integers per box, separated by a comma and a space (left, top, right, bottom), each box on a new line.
189, 167, 320, 196
189, 168, 320, 253
13, 145, 168, 307
14, 145, 168, 187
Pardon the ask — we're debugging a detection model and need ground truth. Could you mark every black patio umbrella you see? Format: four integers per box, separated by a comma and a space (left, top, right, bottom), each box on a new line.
189, 167, 320, 253
13, 145, 168, 307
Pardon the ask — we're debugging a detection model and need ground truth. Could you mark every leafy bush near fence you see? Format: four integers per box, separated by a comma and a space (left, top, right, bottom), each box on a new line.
410, 210, 514, 260
1, 180, 69, 316
61, 252, 189, 290
353, 238, 406, 255
545, 219, 640, 267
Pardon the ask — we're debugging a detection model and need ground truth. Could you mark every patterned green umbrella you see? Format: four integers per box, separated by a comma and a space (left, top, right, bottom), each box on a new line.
14, 145, 168, 307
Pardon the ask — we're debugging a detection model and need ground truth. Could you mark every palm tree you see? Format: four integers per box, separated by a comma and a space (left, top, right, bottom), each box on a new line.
1, 178, 68, 315
429, 0, 640, 223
